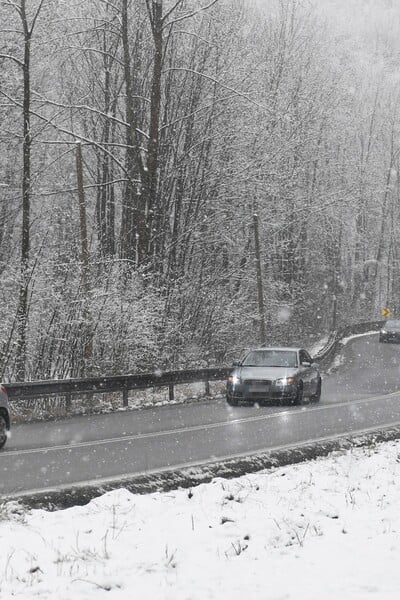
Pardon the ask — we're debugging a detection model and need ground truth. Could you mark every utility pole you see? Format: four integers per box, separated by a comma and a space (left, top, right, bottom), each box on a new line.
253, 213, 267, 345
76, 142, 92, 368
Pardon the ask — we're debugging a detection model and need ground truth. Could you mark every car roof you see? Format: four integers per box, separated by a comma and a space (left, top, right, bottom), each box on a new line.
248, 347, 302, 352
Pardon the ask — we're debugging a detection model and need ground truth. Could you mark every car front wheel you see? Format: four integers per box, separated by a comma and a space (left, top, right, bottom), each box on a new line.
293, 382, 304, 405
226, 394, 238, 407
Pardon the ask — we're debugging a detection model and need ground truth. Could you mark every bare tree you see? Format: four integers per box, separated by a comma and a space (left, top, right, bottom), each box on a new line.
0, 0, 46, 380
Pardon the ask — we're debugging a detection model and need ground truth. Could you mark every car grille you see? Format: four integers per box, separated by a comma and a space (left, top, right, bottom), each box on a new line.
243, 379, 272, 386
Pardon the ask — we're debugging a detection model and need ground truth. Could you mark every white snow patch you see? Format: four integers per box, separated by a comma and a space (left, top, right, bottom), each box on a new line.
309, 335, 330, 356
1, 440, 400, 598
276, 305, 292, 323
341, 330, 379, 346
326, 351, 345, 374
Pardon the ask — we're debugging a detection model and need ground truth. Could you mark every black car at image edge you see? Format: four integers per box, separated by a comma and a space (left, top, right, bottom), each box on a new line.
0, 384, 10, 449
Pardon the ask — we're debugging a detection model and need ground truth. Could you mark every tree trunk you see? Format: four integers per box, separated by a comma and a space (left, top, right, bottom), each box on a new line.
144, 0, 164, 262
120, 0, 142, 266
16, 3, 32, 381
76, 143, 93, 370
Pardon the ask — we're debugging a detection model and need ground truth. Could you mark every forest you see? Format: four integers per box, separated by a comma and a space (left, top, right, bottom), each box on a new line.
0, 0, 399, 381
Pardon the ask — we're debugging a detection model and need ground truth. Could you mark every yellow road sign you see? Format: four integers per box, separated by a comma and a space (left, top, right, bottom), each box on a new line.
381, 307, 391, 318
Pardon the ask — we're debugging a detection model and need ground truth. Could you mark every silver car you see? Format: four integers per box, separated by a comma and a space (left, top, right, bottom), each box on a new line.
379, 319, 400, 343
0, 384, 10, 449
226, 347, 321, 406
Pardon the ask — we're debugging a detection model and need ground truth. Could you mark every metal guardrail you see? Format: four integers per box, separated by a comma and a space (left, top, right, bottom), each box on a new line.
4, 367, 230, 407
3, 320, 384, 408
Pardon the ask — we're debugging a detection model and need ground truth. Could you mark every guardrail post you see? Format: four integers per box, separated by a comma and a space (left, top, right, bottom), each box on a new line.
65, 394, 71, 413
169, 384, 174, 402
205, 380, 210, 396
122, 389, 128, 407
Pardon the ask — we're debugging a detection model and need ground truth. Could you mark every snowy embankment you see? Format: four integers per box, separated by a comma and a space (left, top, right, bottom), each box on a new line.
2, 439, 400, 599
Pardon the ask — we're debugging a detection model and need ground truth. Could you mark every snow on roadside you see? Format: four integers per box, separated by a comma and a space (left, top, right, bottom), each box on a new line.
325, 331, 380, 374
308, 334, 330, 357
340, 330, 380, 346
2, 439, 400, 599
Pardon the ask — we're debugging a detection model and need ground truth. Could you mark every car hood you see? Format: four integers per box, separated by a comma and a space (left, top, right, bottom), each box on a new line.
237, 366, 298, 380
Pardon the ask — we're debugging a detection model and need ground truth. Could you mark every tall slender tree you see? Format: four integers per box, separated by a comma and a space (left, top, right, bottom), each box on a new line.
0, 0, 46, 380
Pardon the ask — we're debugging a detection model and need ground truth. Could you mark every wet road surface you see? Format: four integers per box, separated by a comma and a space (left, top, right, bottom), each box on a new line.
2, 333, 400, 497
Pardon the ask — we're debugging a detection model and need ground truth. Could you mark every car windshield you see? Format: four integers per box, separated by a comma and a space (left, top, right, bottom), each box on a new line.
242, 350, 298, 368
385, 320, 400, 330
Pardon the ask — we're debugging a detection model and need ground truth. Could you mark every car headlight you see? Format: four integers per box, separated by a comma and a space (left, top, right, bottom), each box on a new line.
381, 330, 387, 334
275, 377, 295, 386
228, 374, 241, 385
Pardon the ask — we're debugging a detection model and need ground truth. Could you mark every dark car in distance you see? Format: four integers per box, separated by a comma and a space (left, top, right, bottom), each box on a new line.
226, 347, 321, 406
0, 384, 10, 449
379, 319, 400, 343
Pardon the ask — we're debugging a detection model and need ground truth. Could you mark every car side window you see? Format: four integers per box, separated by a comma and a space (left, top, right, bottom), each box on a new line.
300, 350, 312, 364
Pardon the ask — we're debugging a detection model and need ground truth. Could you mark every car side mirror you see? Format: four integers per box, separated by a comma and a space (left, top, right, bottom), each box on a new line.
232, 360, 241, 366
302, 360, 311, 367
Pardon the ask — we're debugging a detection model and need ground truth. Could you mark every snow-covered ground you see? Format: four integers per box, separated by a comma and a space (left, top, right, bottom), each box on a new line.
2, 438, 400, 599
